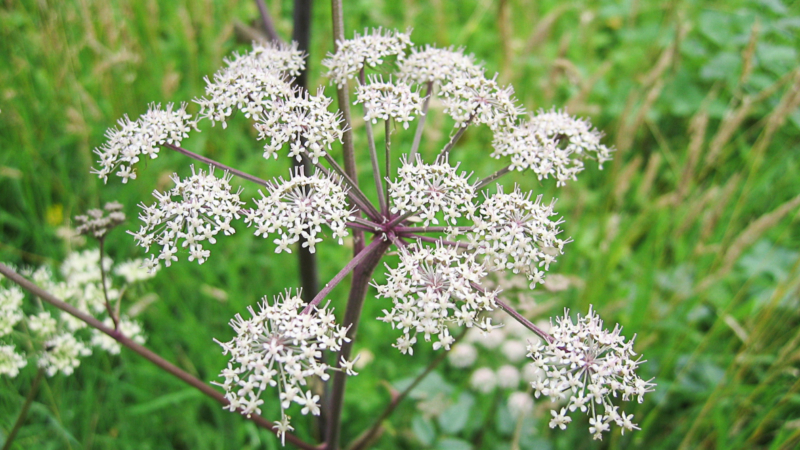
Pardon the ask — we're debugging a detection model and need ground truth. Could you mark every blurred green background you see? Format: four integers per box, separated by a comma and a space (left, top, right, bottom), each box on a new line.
1, 0, 800, 448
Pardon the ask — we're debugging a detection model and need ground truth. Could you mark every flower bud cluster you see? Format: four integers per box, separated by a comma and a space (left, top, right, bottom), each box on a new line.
355, 76, 424, 129
130, 166, 243, 271
323, 27, 412, 88
389, 155, 476, 226
75, 201, 126, 238
527, 307, 655, 440
214, 290, 357, 444
92, 103, 196, 183
469, 187, 568, 289
376, 241, 499, 354
246, 168, 355, 254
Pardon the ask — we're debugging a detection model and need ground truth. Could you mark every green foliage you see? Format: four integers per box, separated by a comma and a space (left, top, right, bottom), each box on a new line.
2, 0, 800, 449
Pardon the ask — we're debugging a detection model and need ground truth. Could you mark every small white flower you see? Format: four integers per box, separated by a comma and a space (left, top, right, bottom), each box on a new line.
0, 345, 27, 377
447, 343, 478, 368
528, 108, 614, 169
0, 285, 24, 336
323, 28, 412, 88
470, 367, 497, 394
496, 364, 521, 389
376, 240, 499, 354
195, 42, 300, 128
501, 340, 528, 363
355, 76, 424, 129
38, 333, 92, 377
214, 290, 356, 443
92, 103, 197, 183
129, 166, 244, 270
246, 167, 355, 252
389, 155, 476, 226
397, 45, 483, 85
114, 259, 159, 283
74, 201, 126, 238
469, 186, 570, 289
28, 311, 58, 338
439, 73, 523, 130
528, 306, 655, 438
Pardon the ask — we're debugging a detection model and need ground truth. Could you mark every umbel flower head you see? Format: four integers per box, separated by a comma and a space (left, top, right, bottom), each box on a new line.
527, 306, 655, 440
214, 290, 358, 444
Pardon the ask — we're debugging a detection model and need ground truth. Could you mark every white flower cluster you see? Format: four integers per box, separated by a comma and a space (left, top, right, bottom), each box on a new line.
130, 166, 243, 270
38, 333, 92, 377
397, 45, 483, 85
439, 73, 523, 130
470, 187, 568, 289
214, 290, 357, 444
0, 285, 26, 377
528, 109, 614, 169
389, 155, 476, 226
0, 344, 27, 377
527, 307, 654, 440
246, 168, 355, 254
74, 201, 126, 238
255, 88, 344, 163
196, 42, 301, 127
1, 250, 153, 378
323, 27, 412, 88
0, 285, 24, 336
355, 76, 424, 129
376, 241, 499, 354
92, 103, 196, 183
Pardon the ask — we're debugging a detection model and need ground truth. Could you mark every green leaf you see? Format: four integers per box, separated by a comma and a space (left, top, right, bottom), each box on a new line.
412, 415, 436, 446
438, 392, 475, 434
436, 437, 473, 450
126, 389, 203, 416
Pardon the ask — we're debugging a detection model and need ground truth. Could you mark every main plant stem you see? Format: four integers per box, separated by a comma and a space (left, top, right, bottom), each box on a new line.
325, 238, 392, 449
0, 263, 316, 450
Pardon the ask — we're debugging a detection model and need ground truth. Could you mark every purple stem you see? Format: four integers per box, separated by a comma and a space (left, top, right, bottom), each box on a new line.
475, 165, 513, 191
402, 234, 471, 249
163, 143, 267, 186
409, 81, 434, 159
395, 225, 473, 233
301, 238, 387, 314
324, 239, 392, 450
440, 114, 475, 156
0, 263, 317, 450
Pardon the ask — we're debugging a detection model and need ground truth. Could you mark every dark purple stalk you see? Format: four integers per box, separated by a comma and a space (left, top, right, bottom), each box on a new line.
395, 225, 473, 233
475, 165, 513, 190
254, 0, 281, 43
359, 69, 388, 214
408, 81, 433, 159
0, 263, 316, 450
324, 239, 392, 450
320, 155, 382, 221
330, 0, 362, 255
301, 238, 387, 314
163, 143, 268, 186
402, 234, 471, 249
493, 295, 554, 343
440, 114, 475, 156
347, 221, 381, 232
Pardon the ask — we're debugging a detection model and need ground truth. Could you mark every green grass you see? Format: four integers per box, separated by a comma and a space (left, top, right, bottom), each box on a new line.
2, 0, 800, 448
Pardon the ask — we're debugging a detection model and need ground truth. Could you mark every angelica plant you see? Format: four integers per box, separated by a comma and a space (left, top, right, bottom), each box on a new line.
0, 3, 654, 448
